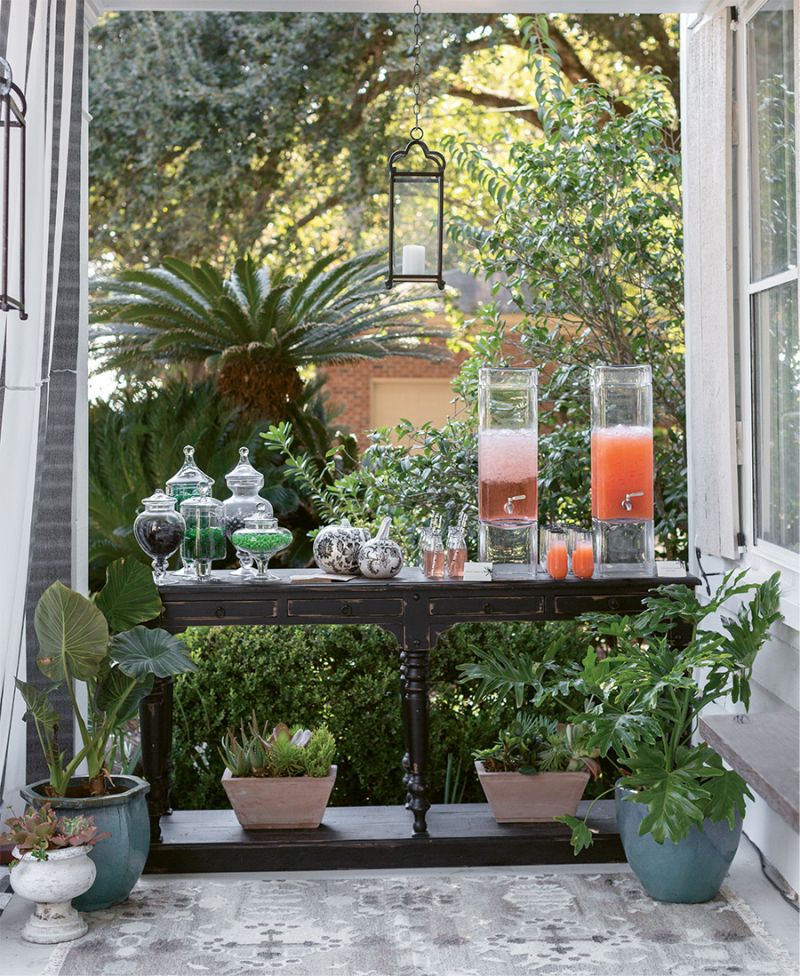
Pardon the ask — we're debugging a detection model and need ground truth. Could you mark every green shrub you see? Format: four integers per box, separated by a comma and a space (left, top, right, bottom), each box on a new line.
172, 621, 587, 809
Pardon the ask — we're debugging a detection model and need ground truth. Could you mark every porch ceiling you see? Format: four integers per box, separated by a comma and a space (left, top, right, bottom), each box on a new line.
98, 1, 708, 15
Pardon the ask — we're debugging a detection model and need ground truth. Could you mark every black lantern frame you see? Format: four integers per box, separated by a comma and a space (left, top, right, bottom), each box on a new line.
386, 136, 446, 291
0, 57, 27, 320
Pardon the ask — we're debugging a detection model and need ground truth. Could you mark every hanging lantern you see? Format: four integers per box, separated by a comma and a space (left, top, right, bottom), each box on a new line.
0, 57, 27, 320
386, 1, 445, 291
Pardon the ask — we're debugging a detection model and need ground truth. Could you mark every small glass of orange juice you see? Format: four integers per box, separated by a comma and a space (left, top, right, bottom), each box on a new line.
541, 526, 569, 580
568, 528, 595, 580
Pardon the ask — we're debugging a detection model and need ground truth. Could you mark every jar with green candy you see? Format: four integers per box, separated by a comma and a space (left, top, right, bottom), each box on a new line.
166, 445, 214, 576
179, 484, 225, 580
231, 504, 292, 581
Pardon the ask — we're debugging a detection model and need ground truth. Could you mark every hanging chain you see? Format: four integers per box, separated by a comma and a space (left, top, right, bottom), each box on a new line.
411, 1, 423, 140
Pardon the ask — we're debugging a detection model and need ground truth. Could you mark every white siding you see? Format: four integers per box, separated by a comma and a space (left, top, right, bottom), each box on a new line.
683, 4, 800, 893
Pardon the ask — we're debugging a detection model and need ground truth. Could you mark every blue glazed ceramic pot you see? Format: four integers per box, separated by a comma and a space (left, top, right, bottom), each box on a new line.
21, 775, 150, 911
616, 784, 742, 903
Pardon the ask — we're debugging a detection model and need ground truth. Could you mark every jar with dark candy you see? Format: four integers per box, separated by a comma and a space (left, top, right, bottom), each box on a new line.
134, 489, 186, 583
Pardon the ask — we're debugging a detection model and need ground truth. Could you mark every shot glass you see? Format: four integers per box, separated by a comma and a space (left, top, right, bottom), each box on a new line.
569, 528, 595, 580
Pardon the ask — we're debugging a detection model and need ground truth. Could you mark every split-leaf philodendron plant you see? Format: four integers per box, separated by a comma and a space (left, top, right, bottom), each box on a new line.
555, 570, 782, 853
17, 558, 196, 797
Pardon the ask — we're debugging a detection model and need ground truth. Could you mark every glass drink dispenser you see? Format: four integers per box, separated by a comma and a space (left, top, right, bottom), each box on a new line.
591, 365, 655, 576
478, 368, 538, 571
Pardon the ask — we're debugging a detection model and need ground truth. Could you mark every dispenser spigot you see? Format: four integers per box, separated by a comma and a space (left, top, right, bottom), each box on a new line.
504, 495, 526, 515
621, 491, 644, 512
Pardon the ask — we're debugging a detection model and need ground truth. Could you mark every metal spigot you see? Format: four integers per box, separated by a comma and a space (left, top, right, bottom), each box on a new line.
504, 495, 526, 515
621, 491, 644, 512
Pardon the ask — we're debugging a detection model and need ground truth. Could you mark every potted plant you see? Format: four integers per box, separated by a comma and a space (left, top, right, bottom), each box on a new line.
475, 715, 600, 823
17, 558, 196, 910
220, 714, 336, 828
1, 804, 108, 943
556, 570, 782, 903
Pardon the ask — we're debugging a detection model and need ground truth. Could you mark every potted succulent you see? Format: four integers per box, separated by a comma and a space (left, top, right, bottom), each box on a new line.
1, 804, 108, 943
220, 714, 336, 828
474, 715, 600, 823
17, 558, 196, 910
556, 570, 782, 903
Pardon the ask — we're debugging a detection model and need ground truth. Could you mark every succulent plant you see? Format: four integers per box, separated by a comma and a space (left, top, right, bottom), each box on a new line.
220, 712, 335, 778
0, 803, 109, 864
475, 714, 600, 777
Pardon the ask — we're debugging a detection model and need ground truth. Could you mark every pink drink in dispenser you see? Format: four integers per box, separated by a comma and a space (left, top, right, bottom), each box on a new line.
478, 369, 538, 572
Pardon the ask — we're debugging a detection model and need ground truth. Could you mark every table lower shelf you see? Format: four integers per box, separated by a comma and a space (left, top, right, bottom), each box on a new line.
145, 801, 624, 873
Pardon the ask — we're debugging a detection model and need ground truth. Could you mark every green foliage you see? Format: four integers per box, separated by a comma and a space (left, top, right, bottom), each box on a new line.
219, 715, 336, 778
172, 621, 586, 809
558, 571, 782, 849
262, 416, 478, 559
448, 69, 687, 558
89, 11, 678, 270
0, 804, 108, 863
475, 714, 599, 776
20, 560, 195, 796
94, 558, 163, 632
91, 250, 447, 415
458, 620, 589, 712
88, 376, 356, 587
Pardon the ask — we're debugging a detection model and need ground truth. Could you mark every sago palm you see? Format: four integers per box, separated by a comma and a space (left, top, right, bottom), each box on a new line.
91, 250, 449, 416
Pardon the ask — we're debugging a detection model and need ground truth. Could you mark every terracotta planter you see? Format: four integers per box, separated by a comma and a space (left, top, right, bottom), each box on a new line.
475, 761, 589, 823
222, 766, 337, 829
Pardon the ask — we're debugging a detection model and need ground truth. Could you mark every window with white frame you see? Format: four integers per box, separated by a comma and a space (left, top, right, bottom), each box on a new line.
742, 0, 799, 557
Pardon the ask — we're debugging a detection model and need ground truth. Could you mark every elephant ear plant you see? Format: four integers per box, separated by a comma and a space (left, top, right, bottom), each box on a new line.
16, 558, 196, 798
556, 570, 782, 853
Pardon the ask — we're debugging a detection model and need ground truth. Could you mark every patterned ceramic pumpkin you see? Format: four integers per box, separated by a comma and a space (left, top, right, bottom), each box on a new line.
358, 517, 404, 579
313, 519, 369, 575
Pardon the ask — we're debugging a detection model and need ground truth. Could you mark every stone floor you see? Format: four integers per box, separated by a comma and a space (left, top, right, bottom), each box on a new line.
0, 834, 796, 976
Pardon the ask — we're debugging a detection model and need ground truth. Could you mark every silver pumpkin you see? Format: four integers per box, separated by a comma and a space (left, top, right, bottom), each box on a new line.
313, 519, 369, 575
358, 517, 404, 579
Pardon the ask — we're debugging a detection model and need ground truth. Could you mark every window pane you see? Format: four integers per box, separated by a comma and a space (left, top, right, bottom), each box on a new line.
753, 282, 799, 552
748, 0, 796, 281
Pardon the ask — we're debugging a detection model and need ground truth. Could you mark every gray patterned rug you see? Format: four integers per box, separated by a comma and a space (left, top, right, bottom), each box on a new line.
43, 872, 793, 976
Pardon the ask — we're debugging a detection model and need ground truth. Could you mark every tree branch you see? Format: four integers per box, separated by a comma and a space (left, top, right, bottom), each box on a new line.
447, 85, 542, 129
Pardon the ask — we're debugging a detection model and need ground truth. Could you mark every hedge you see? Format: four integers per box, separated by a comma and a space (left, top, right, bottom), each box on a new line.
172, 621, 586, 809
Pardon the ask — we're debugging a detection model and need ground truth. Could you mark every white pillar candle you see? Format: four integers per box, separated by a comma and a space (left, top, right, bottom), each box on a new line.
402, 244, 426, 276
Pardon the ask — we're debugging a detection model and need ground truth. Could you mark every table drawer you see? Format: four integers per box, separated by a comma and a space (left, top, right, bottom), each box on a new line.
429, 596, 544, 618
553, 594, 646, 617
165, 600, 278, 626
287, 598, 404, 620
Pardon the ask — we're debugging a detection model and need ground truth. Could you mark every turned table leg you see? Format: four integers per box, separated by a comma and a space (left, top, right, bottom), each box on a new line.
402, 642, 431, 835
139, 676, 174, 843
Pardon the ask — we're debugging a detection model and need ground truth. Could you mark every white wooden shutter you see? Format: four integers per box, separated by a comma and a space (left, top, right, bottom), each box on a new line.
682, 10, 740, 560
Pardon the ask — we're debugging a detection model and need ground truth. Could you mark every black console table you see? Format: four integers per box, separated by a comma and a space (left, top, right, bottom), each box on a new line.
140, 563, 698, 853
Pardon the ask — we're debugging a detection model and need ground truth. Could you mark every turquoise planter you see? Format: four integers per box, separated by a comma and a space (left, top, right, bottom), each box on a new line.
20, 775, 150, 912
616, 784, 742, 903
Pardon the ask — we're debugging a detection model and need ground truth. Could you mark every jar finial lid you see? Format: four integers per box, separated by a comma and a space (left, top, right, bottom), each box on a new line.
141, 487, 178, 511
225, 445, 265, 491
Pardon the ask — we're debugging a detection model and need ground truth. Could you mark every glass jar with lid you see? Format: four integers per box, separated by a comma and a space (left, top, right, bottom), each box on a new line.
167, 446, 214, 576
231, 504, 292, 582
179, 484, 225, 581
222, 446, 271, 576
133, 489, 185, 584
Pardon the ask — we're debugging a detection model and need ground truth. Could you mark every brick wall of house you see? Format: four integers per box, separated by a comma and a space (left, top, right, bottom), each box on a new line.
321, 347, 469, 440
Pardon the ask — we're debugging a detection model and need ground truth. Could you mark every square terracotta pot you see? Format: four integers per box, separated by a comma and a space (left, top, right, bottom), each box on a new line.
222, 766, 337, 829
475, 761, 589, 823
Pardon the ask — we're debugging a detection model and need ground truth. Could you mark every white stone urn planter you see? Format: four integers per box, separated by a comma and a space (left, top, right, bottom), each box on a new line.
11, 845, 95, 944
